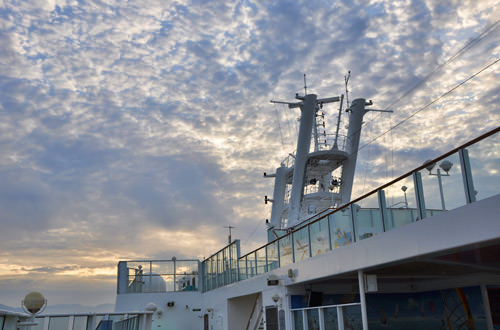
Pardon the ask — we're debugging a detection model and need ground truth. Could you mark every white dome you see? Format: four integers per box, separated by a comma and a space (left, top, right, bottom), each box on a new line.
142, 272, 166, 292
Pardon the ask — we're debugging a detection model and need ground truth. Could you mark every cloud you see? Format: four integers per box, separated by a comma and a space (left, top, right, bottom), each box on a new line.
0, 0, 499, 308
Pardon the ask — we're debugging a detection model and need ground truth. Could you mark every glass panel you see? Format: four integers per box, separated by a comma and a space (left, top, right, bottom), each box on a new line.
267, 242, 279, 271
152, 261, 174, 275
87, 316, 103, 330
293, 310, 304, 330
231, 244, 238, 283
33, 318, 45, 330
127, 262, 146, 293
176, 261, 198, 275
329, 207, 354, 248
420, 152, 466, 213
324, 307, 339, 330
293, 227, 310, 262
256, 247, 267, 274
307, 309, 320, 330
49, 317, 69, 330
353, 192, 383, 240
217, 252, 224, 287
310, 217, 330, 256
247, 252, 256, 278
467, 131, 500, 202
73, 316, 88, 330
342, 305, 362, 330
210, 257, 216, 290
238, 257, 247, 280
279, 235, 293, 266
383, 176, 418, 230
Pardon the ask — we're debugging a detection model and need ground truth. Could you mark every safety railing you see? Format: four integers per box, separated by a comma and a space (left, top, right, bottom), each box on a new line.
291, 303, 362, 330
32, 312, 152, 330
117, 259, 200, 294
202, 126, 500, 292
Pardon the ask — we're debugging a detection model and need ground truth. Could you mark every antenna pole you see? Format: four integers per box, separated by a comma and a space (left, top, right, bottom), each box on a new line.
303, 74, 308, 95
345, 71, 351, 110
224, 226, 235, 244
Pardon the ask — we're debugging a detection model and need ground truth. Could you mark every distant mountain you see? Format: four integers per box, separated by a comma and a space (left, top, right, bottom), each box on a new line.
0, 304, 23, 313
0, 303, 115, 314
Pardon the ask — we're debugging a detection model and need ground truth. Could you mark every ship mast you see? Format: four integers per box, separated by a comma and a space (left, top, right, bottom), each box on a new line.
267, 76, 382, 233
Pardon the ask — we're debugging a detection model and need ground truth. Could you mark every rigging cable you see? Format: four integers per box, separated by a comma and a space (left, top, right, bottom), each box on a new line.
382, 17, 500, 113
348, 17, 500, 142
358, 56, 500, 153
273, 102, 286, 151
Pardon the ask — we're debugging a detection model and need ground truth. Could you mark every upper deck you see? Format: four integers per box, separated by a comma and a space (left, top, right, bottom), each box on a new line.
116, 127, 500, 297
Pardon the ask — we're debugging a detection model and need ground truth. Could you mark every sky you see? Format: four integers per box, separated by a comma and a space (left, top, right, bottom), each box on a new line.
0, 0, 499, 309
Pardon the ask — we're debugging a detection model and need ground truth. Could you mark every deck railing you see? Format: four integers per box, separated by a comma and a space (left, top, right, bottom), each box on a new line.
201, 126, 500, 292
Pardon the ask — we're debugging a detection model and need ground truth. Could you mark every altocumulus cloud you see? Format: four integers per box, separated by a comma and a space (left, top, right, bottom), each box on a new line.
0, 0, 499, 307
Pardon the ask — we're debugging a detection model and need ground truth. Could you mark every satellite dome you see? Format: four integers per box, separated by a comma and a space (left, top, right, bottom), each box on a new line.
23, 292, 46, 314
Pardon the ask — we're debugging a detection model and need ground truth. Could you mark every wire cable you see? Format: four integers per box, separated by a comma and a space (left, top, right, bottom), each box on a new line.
358, 56, 500, 152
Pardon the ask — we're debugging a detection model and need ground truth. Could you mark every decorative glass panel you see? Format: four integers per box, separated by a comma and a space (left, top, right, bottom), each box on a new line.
310, 217, 330, 256
279, 235, 293, 266
293, 227, 310, 262
329, 208, 354, 248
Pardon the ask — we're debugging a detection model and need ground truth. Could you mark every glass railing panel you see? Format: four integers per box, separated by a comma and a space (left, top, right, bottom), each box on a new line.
49, 317, 69, 330
210, 258, 217, 289
324, 307, 339, 330
267, 242, 279, 271
238, 257, 247, 280
87, 316, 103, 330
73, 315, 88, 330
279, 235, 294, 266
329, 207, 354, 248
230, 244, 238, 283
176, 260, 198, 275
247, 252, 257, 278
177, 273, 198, 291
33, 318, 45, 330
466, 130, 500, 202
151, 261, 174, 275
293, 310, 304, 330
73, 316, 88, 330
307, 309, 320, 329
420, 152, 466, 213
342, 305, 362, 330
353, 192, 384, 240
310, 217, 330, 256
383, 176, 418, 230
256, 246, 267, 274
293, 227, 310, 262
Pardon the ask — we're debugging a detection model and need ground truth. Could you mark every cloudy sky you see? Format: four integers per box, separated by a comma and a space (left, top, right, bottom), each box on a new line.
0, 0, 499, 308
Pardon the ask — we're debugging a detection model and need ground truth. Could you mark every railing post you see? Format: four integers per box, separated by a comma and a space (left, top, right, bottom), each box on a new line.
319, 307, 325, 330
413, 171, 427, 220
67, 316, 74, 330
307, 226, 312, 258
302, 310, 307, 330
349, 205, 357, 242
459, 148, 477, 204
337, 306, 345, 330
358, 270, 369, 330
43, 317, 49, 330
149, 261, 153, 293
327, 215, 333, 251
377, 190, 388, 232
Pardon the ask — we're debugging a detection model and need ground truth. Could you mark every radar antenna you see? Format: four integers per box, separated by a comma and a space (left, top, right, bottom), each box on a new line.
224, 225, 236, 244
